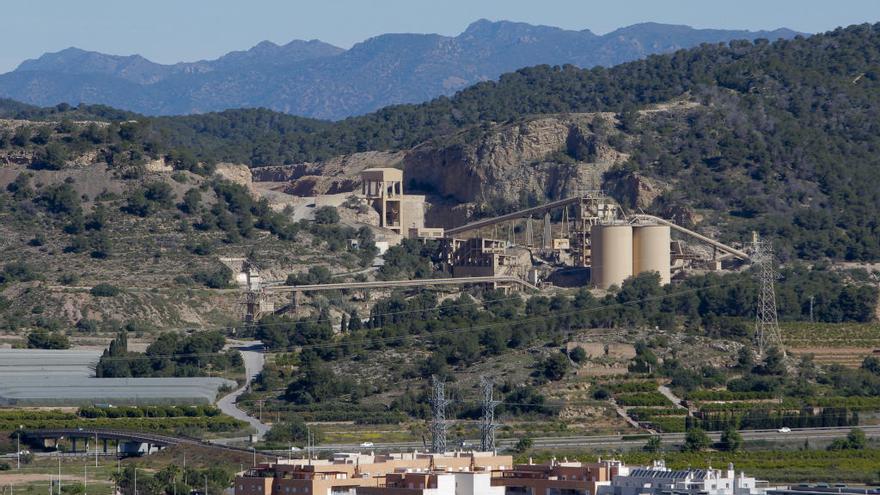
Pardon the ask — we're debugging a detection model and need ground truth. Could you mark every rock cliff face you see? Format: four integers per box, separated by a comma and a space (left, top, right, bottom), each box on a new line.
251, 151, 405, 195
402, 114, 628, 207
242, 113, 638, 228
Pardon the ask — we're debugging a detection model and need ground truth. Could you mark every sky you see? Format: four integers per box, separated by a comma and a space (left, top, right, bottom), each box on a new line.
2, 0, 879, 73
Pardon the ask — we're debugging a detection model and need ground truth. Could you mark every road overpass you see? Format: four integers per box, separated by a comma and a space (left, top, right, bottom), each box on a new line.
21, 428, 274, 458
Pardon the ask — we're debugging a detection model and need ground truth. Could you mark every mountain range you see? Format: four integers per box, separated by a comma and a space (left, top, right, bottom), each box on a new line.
0, 20, 800, 120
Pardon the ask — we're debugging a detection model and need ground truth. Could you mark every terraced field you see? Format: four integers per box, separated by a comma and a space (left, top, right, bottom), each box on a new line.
783, 322, 880, 366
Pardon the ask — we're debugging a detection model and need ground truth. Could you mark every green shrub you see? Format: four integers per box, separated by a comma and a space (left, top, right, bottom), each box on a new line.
90, 283, 121, 297
615, 392, 672, 407
26, 329, 70, 349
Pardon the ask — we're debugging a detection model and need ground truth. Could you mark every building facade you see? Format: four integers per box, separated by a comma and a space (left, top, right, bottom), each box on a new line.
596, 461, 760, 495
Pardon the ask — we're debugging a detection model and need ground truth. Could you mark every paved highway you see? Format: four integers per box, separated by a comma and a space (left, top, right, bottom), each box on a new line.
280, 425, 880, 453
216, 341, 270, 442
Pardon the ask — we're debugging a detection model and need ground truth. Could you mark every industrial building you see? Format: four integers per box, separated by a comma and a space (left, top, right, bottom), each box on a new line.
361, 168, 433, 239
589, 222, 672, 289
238, 169, 753, 323
277, 166, 749, 292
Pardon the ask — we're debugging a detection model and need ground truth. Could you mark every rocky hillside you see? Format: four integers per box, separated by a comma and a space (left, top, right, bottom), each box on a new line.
3, 23, 880, 263
0, 119, 375, 334
0, 20, 798, 119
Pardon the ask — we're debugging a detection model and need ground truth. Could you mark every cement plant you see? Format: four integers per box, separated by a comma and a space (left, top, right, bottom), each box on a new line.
2, 4, 880, 495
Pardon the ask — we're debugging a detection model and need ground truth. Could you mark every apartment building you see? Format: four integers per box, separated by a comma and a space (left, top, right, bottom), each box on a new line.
596, 461, 761, 495
235, 452, 512, 495
490, 459, 623, 495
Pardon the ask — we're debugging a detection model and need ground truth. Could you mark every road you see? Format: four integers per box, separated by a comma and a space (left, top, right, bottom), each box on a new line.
658, 385, 687, 410
281, 425, 880, 453
216, 341, 270, 442
266, 275, 538, 293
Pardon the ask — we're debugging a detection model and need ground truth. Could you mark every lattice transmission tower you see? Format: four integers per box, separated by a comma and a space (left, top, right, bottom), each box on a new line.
752, 233, 784, 359
430, 375, 450, 453
479, 376, 501, 452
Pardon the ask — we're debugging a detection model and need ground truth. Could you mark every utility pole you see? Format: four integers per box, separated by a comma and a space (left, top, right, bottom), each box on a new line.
809, 296, 815, 322
94, 432, 98, 468
204, 475, 208, 495
752, 232, 784, 359
429, 375, 449, 454
306, 427, 312, 465
479, 377, 501, 452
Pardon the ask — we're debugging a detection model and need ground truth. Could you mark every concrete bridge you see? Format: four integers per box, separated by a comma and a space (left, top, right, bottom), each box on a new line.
21, 428, 275, 459
22, 428, 183, 456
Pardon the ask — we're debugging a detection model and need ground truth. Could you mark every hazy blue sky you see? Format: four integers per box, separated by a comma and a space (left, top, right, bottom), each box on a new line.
3, 0, 879, 73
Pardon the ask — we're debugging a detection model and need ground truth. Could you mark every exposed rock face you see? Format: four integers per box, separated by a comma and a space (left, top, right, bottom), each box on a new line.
214, 162, 253, 190
605, 171, 668, 210
144, 158, 173, 173
402, 114, 627, 206
250, 151, 405, 196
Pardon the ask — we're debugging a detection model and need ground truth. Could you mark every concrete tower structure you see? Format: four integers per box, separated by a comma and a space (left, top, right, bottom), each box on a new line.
590, 224, 633, 289
633, 224, 671, 285
361, 168, 427, 237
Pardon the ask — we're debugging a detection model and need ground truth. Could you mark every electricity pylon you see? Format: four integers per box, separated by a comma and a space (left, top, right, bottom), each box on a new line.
430, 375, 449, 454
752, 233, 784, 359
479, 376, 501, 452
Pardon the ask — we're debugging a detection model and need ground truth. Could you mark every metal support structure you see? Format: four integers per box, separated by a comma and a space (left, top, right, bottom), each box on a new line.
525, 217, 534, 248
562, 206, 570, 237
752, 234, 784, 359
543, 212, 552, 249
429, 375, 449, 454
478, 377, 501, 452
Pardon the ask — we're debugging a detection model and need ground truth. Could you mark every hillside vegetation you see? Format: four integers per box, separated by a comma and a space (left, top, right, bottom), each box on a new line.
0, 117, 373, 333
4, 24, 879, 260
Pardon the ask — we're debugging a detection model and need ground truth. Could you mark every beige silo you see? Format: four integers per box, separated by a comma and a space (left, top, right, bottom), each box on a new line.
633, 224, 671, 285
590, 224, 633, 289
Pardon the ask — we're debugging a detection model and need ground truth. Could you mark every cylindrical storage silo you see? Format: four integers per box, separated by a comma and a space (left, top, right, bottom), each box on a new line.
590, 224, 633, 289
633, 224, 671, 285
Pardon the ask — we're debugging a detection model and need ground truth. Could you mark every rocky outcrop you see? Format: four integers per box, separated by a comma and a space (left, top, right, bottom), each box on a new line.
604, 171, 669, 210
402, 114, 628, 206
251, 151, 405, 196
214, 162, 253, 190
144, 158, 173, 173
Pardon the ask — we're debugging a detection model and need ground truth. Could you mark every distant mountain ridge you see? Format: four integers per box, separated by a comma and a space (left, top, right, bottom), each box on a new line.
0, 20, 801, 119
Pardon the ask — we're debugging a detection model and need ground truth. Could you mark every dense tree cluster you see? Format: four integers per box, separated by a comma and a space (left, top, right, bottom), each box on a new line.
260, 263, 875, 420
96, 330, 242, 378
